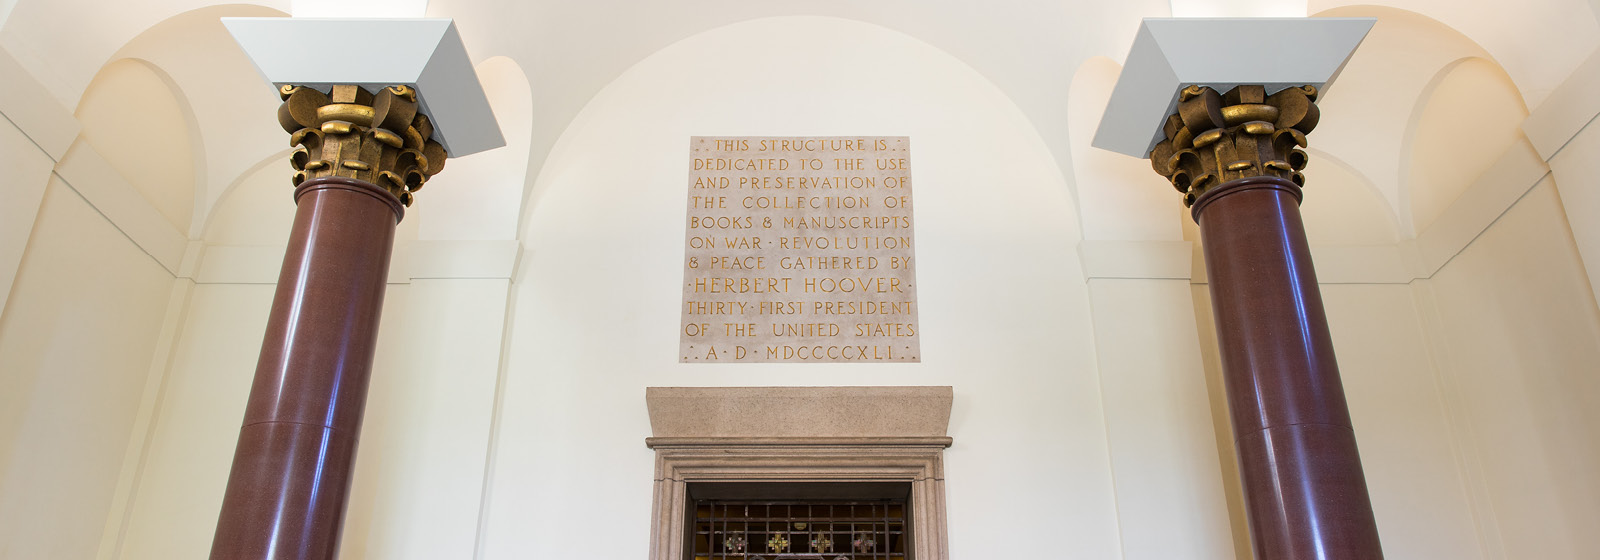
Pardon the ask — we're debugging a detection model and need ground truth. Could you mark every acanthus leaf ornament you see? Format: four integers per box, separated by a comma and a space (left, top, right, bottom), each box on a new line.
1150, 84, 1319, 207
279, 84, 448, 206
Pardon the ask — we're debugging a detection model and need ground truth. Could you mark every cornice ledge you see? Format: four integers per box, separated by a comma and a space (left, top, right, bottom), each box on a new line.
646, 386, 953, 440
646, 436, 953, 449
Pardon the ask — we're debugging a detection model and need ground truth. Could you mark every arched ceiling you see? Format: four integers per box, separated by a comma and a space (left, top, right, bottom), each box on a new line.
427, 0, 1170, 222
1, 0, 288, 105
1311, 0, 1600, 107
2, 0, 1597, 240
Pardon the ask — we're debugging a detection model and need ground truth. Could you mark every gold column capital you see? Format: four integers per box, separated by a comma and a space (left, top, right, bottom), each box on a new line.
1150, 84, 1320, 207
279, 84, 447, 206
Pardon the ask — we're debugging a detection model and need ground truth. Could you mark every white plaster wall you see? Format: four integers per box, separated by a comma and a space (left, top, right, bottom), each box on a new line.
116, 181, 512, 559
1068, 56, 1184, 242
1322, 284, 1483, 560
116, 283, 414, 559
0, 114, 53, 319
74, 58, 196, 233
1406, 58, 1529, 234
115, 284, 273, 560
1188, 285, 1256, 559
483, 16, 1122, 560
0, 0, 15, 29
415, 56, 531, 242
1547, 115, 1600, 306
1313, 5, 1496, 236
201, 161, 295, 247
2, 7, 1595, 560
341, 279, 509, 559
0, 182, 175, 560
1190, 280, 1489, 560
1088, 279, 1235, 560
1311, 0, 1599, 109
1417, 180, 1600, 560
1298, 155, 1401, 247
105, 4, 288, 236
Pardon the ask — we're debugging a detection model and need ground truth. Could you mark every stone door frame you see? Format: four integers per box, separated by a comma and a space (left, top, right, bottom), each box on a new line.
644, 387, 954, 560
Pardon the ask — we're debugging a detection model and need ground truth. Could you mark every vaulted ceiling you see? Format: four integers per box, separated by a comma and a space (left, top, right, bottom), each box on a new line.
2, 0, 1595, 244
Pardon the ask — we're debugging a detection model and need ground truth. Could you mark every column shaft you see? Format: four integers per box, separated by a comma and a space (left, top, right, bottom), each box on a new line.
1193, 177, 1384, 559
210, 177, 403, 559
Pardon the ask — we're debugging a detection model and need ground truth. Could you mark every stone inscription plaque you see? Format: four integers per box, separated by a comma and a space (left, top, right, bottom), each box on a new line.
680, 136, 920, 363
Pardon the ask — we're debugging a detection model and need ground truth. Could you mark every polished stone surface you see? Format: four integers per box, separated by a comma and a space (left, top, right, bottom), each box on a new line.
211, 177, 401, 560
210, 423, 357, 559
1195, 177, 1353, 435
1237, 423, 1384, 558
1194, 177, 1384, 559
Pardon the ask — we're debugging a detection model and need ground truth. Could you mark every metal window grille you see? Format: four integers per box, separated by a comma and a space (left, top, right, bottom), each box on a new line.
690, 500, 907, 560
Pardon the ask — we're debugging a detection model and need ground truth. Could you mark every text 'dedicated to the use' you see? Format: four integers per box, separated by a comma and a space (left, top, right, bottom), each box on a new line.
680, 136, 921, 363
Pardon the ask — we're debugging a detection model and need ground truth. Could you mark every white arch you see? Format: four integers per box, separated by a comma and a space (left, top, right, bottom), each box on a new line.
1311, 5, 1507, 237
198, 147, 293, 242
73, 56, 205, 234
0, 0, 287, 108
87, 4, 291, 237
418, 55, 533, 241
1066, 55, 1184, 242
516, 14, 1075, 242
1310, 0, 1598, 107
492, 16, 1108, 559
1400, 56, 1529, 233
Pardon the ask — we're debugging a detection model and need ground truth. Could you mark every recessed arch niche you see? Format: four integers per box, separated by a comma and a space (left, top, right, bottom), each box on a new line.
1311, 4, 1504, 236
1404, 57, 1528, 233
75, 58, 198, 232
416, 55, 533, 241
486, 15, 1113, 560
102, 3, 289, 237
1067, 55, 1182, 241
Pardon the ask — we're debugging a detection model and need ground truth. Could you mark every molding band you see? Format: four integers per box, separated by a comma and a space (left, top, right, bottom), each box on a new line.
1191, 175, 1303, 223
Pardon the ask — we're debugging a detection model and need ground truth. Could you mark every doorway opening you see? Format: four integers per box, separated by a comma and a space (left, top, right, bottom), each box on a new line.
645, 387, 952, 560
688, 482, 911, 559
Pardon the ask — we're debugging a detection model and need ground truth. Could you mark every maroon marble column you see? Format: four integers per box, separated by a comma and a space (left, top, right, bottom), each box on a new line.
209, 177, 402, 559
1192, 176, 1384, 558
